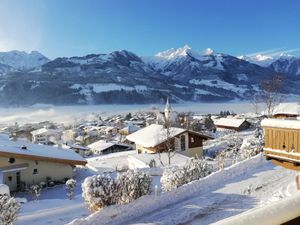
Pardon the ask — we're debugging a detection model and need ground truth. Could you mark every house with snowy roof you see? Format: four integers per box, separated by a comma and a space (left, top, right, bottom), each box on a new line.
87, 140, 132, 155
213, 118, 250, 132
271, 102, 300, 119
31, 127, 62, 145
126, 124, 213, 157
0, 134, 86, 192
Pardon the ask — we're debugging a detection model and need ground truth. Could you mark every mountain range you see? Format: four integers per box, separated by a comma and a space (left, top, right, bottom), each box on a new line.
0, 46, 299, 106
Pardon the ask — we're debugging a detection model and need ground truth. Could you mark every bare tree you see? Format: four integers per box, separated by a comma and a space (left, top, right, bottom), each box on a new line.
251, 94, 262, 115
158, 112, 176, 166
261, 75, 285, 117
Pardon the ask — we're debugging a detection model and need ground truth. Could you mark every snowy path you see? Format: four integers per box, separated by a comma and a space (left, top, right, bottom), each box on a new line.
100, 155, 297, 225
73, 155, 296, 225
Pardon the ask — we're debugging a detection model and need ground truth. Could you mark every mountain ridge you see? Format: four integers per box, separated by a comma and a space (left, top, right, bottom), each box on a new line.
0, 46, 299, 105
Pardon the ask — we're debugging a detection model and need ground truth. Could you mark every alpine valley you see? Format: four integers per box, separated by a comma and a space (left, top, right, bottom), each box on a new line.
0, 45, 300, 106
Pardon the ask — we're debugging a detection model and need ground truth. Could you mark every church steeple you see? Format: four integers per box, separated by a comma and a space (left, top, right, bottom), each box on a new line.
164, 97, 172, 122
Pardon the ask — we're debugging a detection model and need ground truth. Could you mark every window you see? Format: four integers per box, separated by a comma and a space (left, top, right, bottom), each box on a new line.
8, 158, 15, 164
8, 176, 12, 181
33, 169, 38, 175
180, 135, 186, 151
35, 160, 39, 165
191, 137, 194, 143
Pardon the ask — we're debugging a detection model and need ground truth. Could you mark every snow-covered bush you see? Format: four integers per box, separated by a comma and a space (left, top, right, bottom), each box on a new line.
29, 184, 42, 201
161, 159, 212, 192
117, 170, 151, 204
0, 194, 20, 225
161, 166, 187, 192
82, 174, 118, 211
66, 179, 77, 200
185, 158, 212, 183
216, 150, 227, 170
240, 135, 263, 160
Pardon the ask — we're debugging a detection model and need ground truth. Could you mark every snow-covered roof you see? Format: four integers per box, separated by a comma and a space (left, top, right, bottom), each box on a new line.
69, 144, 90, 151
88, 140, 129, 152
214, 118, 248, 128
88, 140, 114, 151
120, 124, 140, 133
126, 124, 186, 148
31, 128, 59, 136
0, 134, 86, 166
128, 153, 190, 168
272, 102, 300, 116
261, 118, 300, 130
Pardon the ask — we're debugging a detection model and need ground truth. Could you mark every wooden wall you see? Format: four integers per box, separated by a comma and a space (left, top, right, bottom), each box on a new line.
264, 127, 300, 153
188, 133, 204, 148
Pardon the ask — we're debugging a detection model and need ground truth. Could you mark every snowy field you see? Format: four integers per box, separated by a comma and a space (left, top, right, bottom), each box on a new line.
0, 102, 264, 125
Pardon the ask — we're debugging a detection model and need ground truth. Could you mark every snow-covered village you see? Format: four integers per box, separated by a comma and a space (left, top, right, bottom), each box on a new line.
1, 0, 300, 225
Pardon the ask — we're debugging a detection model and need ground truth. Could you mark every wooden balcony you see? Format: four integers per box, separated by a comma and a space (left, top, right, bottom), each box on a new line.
264, 148, 300, 171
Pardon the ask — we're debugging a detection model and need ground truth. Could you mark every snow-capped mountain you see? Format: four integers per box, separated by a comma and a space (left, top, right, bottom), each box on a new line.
0, 50, 49, 72
239, 53, 300, 76
238, 54, 275, 67
0, 45, 299, 105
269, 55, 300, 76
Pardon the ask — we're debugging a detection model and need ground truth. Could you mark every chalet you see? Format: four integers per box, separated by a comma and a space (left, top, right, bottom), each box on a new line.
272, 103, 300, 119
262, 118, 300, 171
126, 124, 213, 157
88, 140, 132, 155
31, 128, 61, 145
0, 134, 86, 192
213, 118, 250, 132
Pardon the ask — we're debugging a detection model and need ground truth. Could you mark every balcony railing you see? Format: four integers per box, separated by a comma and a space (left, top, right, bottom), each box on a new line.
264, 148, 300, 163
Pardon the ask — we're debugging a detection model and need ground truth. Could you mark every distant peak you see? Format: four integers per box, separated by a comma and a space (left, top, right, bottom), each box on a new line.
203, 48, 214, 55
155, 45, 192, 60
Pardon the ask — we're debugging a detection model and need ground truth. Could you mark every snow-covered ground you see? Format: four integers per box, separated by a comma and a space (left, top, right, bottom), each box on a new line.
68, 154, 298, 225
8, 128, 298, 225
15, 151, 137, 225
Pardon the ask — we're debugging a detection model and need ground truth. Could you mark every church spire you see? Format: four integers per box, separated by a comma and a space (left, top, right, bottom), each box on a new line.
164, 97, 172, 123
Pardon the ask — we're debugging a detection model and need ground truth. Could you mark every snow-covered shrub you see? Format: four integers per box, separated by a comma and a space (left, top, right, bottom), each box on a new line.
117, 170, 151, 204
216, 150, 227, 170
185, 158, 212, 183
66, 179, 77, 200
82, 174, 118, 212
240, 135, 263, 160
39, 181, 47, 188
29, 184, 42, 201
161, 159, 212, 192
161, 166, 187, 192
0, 194, 20, 225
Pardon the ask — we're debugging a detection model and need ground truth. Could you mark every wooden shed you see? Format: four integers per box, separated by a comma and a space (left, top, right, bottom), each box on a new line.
261, 118, 300, 171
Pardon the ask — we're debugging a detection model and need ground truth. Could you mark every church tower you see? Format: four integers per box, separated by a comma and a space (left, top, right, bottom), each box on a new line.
164, 97, 172, 123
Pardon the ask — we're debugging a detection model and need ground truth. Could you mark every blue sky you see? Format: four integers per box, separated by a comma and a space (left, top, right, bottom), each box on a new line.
0, 0, 299, 59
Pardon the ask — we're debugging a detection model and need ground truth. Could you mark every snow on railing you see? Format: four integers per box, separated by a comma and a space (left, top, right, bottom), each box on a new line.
212, 192, 300, 225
